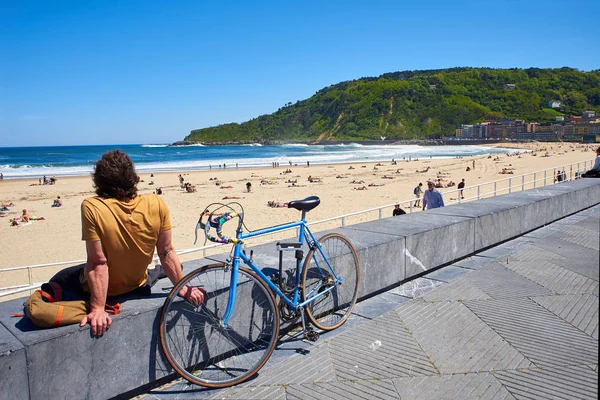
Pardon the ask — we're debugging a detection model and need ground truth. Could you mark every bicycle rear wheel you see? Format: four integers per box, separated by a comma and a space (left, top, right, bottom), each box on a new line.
302, 233, 360, 331
160, 264, 279, 388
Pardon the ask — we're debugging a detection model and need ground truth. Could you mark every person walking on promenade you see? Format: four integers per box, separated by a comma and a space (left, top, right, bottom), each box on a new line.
423, 179, 445, 210
56, 150, 205, 336
458, 178, 465, 199
413, 182, 423, 208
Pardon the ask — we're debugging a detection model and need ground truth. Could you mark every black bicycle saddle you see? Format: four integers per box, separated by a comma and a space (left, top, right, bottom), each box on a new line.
287, 196, 321, 212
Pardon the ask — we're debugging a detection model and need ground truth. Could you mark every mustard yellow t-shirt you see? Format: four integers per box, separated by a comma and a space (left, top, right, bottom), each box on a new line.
81, 194, 172, 296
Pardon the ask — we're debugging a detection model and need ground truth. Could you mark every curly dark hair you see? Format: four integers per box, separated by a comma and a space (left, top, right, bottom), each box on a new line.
92, 150, 139, 199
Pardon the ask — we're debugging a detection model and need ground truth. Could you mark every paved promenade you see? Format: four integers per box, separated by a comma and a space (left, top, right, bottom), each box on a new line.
139, 205, 599, 400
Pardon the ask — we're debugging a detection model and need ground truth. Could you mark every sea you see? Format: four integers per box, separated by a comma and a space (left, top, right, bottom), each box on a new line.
0, 143, 522, 179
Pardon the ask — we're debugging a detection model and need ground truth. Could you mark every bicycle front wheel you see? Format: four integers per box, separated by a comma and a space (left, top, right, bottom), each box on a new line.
159, 264, 280, 388
302, 233, 360, 331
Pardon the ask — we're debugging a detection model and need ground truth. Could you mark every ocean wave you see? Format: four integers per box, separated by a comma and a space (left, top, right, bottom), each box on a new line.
242, 143, 263, 147
141, 144, 169, 148
282, 143, 309, 147
327, 143, 364, 148
175, 143, 205, 147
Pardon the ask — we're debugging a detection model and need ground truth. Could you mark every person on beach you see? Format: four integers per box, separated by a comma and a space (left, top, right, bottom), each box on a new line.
52, 150, 204, 336
246, 182, 252, 192
267, 200, 288, 208
413, 183, 423, 207
422, 180, 445, 210
53, 196, 62, 207
13, 209, 45, 225
458, 179, 465, 199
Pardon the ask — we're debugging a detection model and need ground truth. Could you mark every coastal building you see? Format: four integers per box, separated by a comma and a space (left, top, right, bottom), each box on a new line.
555, 115, 565, 122
454, 112, 599, 142
505, 84, 516, 90
429, 84, 437, 90
570, 115, 582, 123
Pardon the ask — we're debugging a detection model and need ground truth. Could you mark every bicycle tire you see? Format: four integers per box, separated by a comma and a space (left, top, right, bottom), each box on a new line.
301, 233, 360, 331
159, 263, 280, 388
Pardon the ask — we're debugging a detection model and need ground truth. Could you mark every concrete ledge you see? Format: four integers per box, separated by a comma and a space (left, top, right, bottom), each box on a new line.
1, 179, 599, 399
0, 323, 27, 400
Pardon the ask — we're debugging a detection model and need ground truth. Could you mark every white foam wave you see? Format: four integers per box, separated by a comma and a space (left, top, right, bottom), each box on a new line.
141, 144, 169, 148
329, 143, 363, 148
242, 143, 263, 147
282, 143, 309, 147
175, 143, 205, 147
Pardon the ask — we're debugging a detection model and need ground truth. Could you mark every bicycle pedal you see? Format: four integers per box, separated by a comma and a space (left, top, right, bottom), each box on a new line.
303, 328, 320, 342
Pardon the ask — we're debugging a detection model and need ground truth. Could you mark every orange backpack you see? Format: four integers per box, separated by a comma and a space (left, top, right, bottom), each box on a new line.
23, 282, 120, 328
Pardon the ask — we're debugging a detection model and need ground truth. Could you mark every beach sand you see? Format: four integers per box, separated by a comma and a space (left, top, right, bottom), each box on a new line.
1, 142, 597, 300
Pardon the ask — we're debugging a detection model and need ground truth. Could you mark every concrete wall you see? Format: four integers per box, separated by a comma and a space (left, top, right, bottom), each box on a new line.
1, 179, 599, 399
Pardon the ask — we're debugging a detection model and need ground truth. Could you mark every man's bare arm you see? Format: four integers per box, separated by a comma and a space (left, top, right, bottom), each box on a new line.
81, 240, 112, 335
157, 229, 205, 305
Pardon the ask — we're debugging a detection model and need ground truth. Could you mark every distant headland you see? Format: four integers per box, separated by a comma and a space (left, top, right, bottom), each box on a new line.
182, 67, 599, 145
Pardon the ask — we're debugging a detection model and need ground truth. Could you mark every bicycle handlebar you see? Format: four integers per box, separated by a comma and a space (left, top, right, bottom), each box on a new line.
195, 207, 244, 245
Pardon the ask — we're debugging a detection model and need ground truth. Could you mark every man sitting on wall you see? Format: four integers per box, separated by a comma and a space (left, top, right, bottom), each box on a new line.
49, 150, 205, 336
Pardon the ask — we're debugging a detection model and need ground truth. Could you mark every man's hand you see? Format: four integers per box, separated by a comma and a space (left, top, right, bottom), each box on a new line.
80, 309, 112, 336
179, 286, 206, 306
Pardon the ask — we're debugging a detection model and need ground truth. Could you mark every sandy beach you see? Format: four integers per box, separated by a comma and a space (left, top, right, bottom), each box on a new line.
1, 142, 597, 299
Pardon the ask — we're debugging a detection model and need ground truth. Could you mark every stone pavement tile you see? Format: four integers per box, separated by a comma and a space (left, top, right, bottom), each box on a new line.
394, 301, 531, 374
475, 237, 534, 260
423, 265, 472, 283
392, 372, 516, 400
464, 262, 554, 299
238, 344, 336, 387
493, 365, 599, 400
419, 276, 492, 302
500, 259, 599, 295
328, 311, 437, 380
451, 255, 498, 270
387, 277, 445, 299
533, 238, 599, 281
506, 244, 568, 263
464, 298, 599, 367
268, 313, 369, 365
523, 225, 563, 239
530, 293, 599, 339
286, 378, 399, 400
560, 225, 600, 251
571, 214, 600, 232
352, 291, 412, 320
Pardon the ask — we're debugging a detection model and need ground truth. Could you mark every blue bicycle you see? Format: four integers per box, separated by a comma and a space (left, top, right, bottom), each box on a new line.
159, 196, 360, 387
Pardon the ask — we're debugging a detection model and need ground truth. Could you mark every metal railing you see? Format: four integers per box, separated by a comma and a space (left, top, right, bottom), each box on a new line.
0, 159, 592, 298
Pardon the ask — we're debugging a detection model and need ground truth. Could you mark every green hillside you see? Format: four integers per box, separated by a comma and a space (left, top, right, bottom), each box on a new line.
185, 67, 600, 143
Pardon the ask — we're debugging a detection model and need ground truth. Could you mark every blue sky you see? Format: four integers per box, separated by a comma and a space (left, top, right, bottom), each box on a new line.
1, 0, 598, 147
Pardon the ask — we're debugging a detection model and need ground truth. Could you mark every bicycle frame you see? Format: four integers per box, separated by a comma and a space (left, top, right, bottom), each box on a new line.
220, 215, 342, 328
